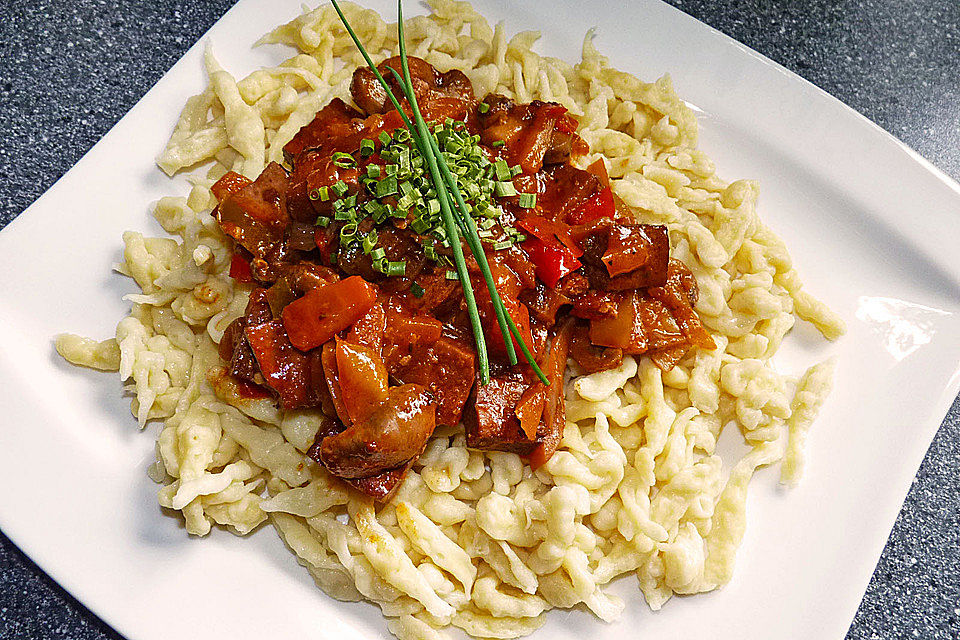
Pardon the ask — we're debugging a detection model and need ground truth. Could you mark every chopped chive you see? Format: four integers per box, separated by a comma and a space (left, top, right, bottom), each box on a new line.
376, 176, 398, 197
360, 138, 375, 156
332, 0, 547, 384
518, 193, 537, 208
410, 282, 425, 298
362, 230, 378, 254
318, 186, 330, 201
491, 140, 505, 148
494, 159, 511, 181
478, 102, 490, 114
366, 164, 381, 178
378, 131, 391, 145
386, 260, 406, 277
445, 269, 458, 280
493, 240, 514, 250
339, 222, 358, 243
370, 246, 386, 262
315, 215, 331, 227
332, 151, 356, 168
494, 181, 517, 197
331, 180, 348, 197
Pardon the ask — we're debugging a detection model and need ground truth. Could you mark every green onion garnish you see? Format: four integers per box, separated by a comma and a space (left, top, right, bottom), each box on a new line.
386, 260, 406, 277
494, 159, 511, 181
332, 151, 356, 168
376, 176, 398, 197
518, 193, 537, 209
331, 180, 348, 197
495, 181, 517, 197
330, 0, 547, 385
362, 230, 378, 254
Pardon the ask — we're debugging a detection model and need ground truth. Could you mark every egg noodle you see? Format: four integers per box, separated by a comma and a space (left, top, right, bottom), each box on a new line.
56, 1, 845, 637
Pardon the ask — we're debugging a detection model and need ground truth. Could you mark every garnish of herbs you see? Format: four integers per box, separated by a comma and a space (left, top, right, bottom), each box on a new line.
329, 0, 548, 385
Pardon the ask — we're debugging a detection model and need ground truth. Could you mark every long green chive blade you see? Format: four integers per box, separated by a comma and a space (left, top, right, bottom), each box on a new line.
430, 136, 519, 367
382, 63, 516, 368
330, 0, 420, 139
396, 0, 490, 384
505, 313, 549, 385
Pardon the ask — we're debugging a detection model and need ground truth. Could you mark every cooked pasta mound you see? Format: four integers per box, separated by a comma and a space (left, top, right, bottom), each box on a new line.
56, 1, 844, 637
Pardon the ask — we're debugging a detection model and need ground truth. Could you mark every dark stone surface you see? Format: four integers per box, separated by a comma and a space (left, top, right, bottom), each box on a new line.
0, 1, 957, 638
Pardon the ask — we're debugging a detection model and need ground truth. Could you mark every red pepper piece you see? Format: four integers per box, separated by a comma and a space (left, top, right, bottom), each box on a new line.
483, 294, 535, 360
517, 216, 583, 256
544, 104, 576, 136
522, 236, 582, 288
568, 185, 614, 225
281, 276, 378, 351
228, 252, 254, 283
585, 158, 610, 187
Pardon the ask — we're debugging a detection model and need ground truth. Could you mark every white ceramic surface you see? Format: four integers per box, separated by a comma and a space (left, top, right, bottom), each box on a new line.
2, 1, 959, 639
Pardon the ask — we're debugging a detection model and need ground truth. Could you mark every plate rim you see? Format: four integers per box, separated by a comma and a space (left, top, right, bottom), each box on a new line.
2, 1, 960, 639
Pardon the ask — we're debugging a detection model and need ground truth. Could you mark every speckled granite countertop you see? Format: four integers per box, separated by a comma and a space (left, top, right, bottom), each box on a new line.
1, 1, 958, 638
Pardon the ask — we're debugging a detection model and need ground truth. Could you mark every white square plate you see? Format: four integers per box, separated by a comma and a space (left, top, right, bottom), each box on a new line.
2, 1, 959, 639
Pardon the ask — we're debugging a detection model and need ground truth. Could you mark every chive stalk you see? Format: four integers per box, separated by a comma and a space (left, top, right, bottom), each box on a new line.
392, 10, 547, 384
330, 0, 548, 386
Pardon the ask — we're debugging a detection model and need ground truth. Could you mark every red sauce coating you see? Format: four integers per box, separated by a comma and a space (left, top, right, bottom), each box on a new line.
210, 56, 715, 500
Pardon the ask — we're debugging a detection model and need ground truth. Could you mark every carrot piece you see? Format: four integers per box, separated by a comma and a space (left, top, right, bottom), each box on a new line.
514, 384, 546, 440
321, 341, 350, 426
281, 276, 378, 351
211, 171, 252, 201
347, 303, 387, 354
529, 321, 573, 469
336, 338, 389, 424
